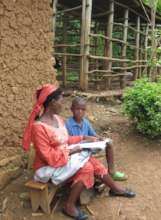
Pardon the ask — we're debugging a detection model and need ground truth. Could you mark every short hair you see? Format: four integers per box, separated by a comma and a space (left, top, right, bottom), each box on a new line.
71, 96, 86, 108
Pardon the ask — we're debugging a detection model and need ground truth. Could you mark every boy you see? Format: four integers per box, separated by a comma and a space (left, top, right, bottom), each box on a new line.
66, 96, 127, 181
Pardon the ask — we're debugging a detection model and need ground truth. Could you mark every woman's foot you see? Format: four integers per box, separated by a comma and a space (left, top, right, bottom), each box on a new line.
109, 188, 136, 198
63, 207, 88, 220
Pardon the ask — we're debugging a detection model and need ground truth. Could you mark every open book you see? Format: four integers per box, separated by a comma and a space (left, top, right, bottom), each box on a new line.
68, 138, 112, 151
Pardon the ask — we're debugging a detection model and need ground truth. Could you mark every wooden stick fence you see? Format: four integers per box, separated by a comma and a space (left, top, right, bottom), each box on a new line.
52, 0, 160, 90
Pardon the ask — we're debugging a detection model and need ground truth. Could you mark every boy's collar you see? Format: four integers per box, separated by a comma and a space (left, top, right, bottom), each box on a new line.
72, 116, 84, 126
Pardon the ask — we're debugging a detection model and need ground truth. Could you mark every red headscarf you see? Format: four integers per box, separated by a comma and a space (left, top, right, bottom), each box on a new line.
22, 84, 58, 151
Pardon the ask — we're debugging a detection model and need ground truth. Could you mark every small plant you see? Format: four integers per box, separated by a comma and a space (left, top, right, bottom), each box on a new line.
122, 78, 161, 137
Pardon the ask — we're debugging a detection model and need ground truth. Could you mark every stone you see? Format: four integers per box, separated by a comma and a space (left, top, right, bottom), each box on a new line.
0, 155, 22, 167
22, 200, 31, 209
19, 192, 30, 201
2, 197, 8, 212
80, 188, 95, 205
0, 167, 22, 190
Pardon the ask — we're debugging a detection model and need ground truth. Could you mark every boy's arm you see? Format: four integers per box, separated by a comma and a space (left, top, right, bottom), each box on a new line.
87, 120, 97, 136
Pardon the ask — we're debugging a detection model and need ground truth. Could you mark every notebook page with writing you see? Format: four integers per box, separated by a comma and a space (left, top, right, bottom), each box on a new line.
68, 138, 112, 151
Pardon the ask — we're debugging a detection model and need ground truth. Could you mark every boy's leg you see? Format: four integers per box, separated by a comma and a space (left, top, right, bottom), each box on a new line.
105, 143, 127, 181
102, 173, 122, 192
101, 174, 135, 197
105, 143, 115, 175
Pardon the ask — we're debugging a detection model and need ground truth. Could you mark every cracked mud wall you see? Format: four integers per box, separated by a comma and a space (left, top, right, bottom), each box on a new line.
0, 0, 56, 148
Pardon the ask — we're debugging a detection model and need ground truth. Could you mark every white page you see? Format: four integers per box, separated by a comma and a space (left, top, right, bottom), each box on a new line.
68, 138, 112, 151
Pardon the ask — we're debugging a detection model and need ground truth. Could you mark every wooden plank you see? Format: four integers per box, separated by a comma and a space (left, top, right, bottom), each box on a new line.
58, 5, 82, 14
48, 186, 58, 204
128, 25, 146, 35
25, 180, 47, 190
54, 44, 80, 48
103, 73, 130, 77
39, 187, 50, 214
54, 52, 82, 57
30, 190, 41, 212
92, 10, 111, 18
89, 55, 147, 63
90, 33, 125, 44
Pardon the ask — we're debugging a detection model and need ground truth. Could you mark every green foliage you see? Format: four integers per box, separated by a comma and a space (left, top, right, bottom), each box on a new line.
146, 28, 161, 68
143, 0, 161, 14
122, 78, 161, 137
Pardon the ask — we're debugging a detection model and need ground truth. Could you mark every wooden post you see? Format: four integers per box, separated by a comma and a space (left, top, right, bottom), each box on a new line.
134, 16, 140, 80
52, 0, 58, 52
80, 0, 92, 90
121, 8, 129, 89
93, 21, 99, 88
150, 7, 157, 80
62, 16, 67, 87
104, 0, 114, 89
84, 0, 92, 90
95, 22, 99, 73
144, 24, 149, 76
80, 0, 86, 89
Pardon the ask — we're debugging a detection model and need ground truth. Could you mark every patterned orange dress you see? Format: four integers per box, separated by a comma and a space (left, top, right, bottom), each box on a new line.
31, 115, 107, 188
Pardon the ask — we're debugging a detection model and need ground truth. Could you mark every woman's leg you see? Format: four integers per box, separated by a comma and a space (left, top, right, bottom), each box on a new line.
64, 160, 94, 216
65, 181, 84, 215
89, 156, 122, 192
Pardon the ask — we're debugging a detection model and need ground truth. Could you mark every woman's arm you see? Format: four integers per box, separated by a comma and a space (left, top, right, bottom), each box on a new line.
32, 124, 69, 167
68, 136, 83, 145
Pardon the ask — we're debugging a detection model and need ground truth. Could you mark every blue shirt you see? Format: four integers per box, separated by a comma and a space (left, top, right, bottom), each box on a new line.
65, 117, 96, 136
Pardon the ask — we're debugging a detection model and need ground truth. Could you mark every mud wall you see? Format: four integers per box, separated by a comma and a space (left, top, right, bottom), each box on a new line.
0, 0, 56, 148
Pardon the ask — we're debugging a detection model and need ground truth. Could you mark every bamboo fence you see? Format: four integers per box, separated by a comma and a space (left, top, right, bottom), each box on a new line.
52, 0, 161, 90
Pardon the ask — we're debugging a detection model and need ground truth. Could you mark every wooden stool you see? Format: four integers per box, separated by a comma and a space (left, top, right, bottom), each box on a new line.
25, 180, 59, 214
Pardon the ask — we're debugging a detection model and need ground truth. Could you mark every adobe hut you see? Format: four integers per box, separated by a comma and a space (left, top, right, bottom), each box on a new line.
0, 0, 56, 188
53, 0, 161, 90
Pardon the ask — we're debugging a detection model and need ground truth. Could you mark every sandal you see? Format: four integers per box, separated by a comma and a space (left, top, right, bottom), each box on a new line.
112, 171, 128, 181
62, 208, 88, 220
109, 188, 136, 198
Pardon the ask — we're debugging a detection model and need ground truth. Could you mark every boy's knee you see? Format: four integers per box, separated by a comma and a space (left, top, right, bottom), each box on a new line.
106, 139, 113, 148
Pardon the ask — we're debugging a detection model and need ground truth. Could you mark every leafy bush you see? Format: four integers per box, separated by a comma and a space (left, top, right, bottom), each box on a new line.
122, 78, 161, 137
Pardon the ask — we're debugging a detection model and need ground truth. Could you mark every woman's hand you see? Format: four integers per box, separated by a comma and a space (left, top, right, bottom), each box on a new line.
69, 145, 82, 155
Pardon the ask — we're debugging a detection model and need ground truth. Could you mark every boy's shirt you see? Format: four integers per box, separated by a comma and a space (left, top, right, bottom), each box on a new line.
65, 117, 96, 136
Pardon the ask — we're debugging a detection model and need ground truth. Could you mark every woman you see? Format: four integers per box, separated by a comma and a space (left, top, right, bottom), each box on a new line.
23, 84, 135, 220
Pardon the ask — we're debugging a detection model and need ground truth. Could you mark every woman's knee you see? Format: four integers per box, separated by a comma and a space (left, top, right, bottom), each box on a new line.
81, 161, 94, 174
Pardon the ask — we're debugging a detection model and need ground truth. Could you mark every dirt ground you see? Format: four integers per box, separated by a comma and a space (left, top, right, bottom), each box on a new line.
1, 95, 161, 220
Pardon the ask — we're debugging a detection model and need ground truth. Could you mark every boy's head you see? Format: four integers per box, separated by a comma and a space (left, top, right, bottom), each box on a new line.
71, 97, 87, 122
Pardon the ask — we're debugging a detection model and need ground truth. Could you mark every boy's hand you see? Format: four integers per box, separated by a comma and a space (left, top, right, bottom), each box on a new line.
96, 135, 104, 141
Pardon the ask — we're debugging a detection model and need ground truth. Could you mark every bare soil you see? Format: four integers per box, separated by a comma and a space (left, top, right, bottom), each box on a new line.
1, 96, 161, 220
